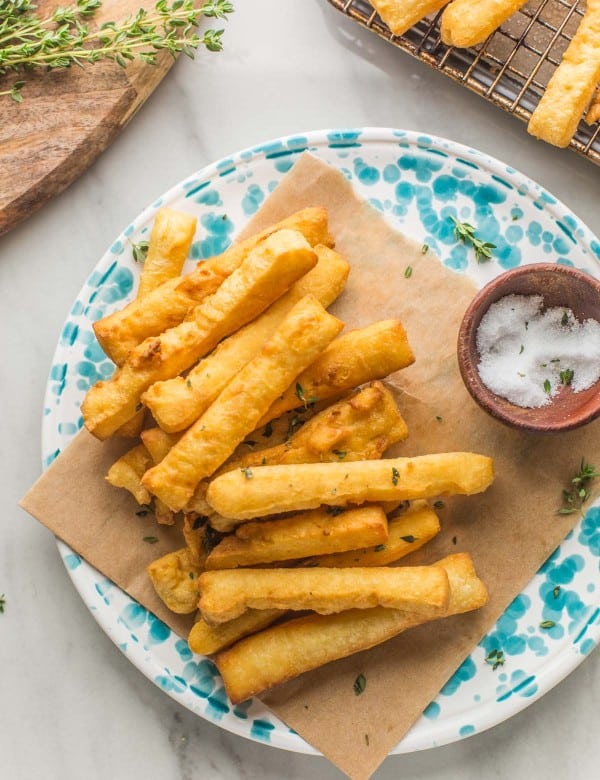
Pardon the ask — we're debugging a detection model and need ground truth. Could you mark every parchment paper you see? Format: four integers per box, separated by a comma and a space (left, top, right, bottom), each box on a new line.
21, 153, 600, 779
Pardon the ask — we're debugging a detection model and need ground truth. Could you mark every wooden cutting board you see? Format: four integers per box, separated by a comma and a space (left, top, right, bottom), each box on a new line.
0, 1, 180, 236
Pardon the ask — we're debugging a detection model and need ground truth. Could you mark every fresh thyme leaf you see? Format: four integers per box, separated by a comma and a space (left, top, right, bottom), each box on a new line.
543, 379, 551, 394
559, 368, 574, 386
131, 239, 149, 263
186, 378, 192, 388
353, 673, 366, 696
332, 449, 347, 460
433, 500, 445, 509
373, 544, 386, 552
0, 1, 235, 102
561, 311, 569, 326
540, 620, 555, 629
404, 265, 413, 278
286, 415, 303, 441
400, 535, 416, 543
558, 459, 599, 516
0, 593, 5, 613
519, 344, 524, 354
449, 216, 496, 263
421, 243, 429, 254
241, 466, 253, 479
435, 415, 443, 422
391, 467, 399, 486
143, 536, 159, 544
552, 585, 561, 599
295, 382, 306, 406
188, 571, 195, 579
485, 648, 505, 671
135, 402, 143, 412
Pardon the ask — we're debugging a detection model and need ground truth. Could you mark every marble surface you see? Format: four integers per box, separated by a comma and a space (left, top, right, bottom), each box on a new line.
2, 1, 599, 777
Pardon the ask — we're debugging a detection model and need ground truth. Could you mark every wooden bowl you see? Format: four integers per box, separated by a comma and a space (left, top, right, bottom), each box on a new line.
457, 263, 600, 433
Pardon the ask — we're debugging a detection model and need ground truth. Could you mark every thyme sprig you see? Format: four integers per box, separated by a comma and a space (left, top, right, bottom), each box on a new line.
558, 459, 600, 515
0, 0, 234, 103
0, 593, 5, 613
450, 216, 496, 263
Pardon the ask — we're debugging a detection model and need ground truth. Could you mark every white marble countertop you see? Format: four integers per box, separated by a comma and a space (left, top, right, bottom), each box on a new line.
2, 1, 599, 777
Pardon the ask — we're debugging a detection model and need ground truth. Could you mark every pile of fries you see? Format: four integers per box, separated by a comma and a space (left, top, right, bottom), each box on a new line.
371, 0, 600, 148
83, 205, 494, 703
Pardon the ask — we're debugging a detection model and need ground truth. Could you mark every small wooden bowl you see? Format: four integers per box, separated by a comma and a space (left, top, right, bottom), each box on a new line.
457, 263, 600, 433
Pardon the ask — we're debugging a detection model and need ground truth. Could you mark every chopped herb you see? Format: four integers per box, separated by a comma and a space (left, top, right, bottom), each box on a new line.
512, 214, 519, 221
364, 733, 370, 746
261, 456, 267, 465
540, 363, 548, 368
525, 321, 529, 330
433, 500, 445, 509
452, 535, 457, 545
550, 358, 561, 363
186, 379, 192, 388
517, 372, 526, 378
519, 344, 524, 354
332, 449, 347, 459
143, 536, 159, 544
421, 243, 429, 255
0, 593, 5, 613
401, 535, 416, 543
404, 265, 413, 278
561, 311, 569, 326
295, 382, 307, 406
192, 515, 207, 530
135, 504, 152, 517
353, 673, 367, 696
558, 459, 600, 515
485, 648, 505, 671
450, 216, 496, 263
262, 421, 273, 438
374, 544, 386, 552
552, 585, 561, 599
543, 379, 551, 394
391, 467, 400, 486
131, 240, 150, 263
241, 467, 253, 480
540, 620, 555, 630
188, 572, 195, 579
135, 402, 143, 412
436, 415, 443, 422
326, 506, 344, 516
559, 368, 574, 386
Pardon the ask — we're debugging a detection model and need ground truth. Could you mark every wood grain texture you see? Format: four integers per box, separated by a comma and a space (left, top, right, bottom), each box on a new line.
0, 1, 178, 236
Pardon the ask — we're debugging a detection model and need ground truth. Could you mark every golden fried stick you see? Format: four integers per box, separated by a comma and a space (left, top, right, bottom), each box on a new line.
441, 0, 527, 48
256, 320, 414, 427
106, 443, 153, 505
304, 500, 440, 567
370, 0, 450, 36
216, 553, 488, 703
94, 208, 332, 366
204, 506, 389, 570
196, 381, 408, 530
188, 609, 285, 656
206, 452, 494, 521
198, 564, 450, 624
147, 547, 203, 614
528, 2, 600, 147
82, 229, 317, 439
137, 208, 197, 300
142, 245, 350, 432
142, 295, 344, 511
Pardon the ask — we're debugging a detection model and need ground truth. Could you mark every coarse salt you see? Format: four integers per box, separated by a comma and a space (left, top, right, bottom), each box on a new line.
476, 293, 600, 408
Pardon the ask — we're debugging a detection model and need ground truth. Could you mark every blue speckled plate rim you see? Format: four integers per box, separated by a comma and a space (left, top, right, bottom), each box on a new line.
43, 127, 599, 756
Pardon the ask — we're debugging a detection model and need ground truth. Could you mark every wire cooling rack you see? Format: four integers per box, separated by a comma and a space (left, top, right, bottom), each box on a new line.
326, 0, 600, 166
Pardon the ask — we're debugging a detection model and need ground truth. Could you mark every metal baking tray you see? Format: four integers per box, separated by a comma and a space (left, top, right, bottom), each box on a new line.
326, 0, 600, 166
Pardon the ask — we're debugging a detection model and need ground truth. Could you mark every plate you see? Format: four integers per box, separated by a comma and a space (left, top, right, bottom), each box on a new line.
43, 128, 600, 754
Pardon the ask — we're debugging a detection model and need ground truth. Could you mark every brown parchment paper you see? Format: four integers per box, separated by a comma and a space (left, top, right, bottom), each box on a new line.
21, 152, 600, 779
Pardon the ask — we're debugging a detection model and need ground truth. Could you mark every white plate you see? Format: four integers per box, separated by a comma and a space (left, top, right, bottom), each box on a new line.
43, 128, 600, 754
